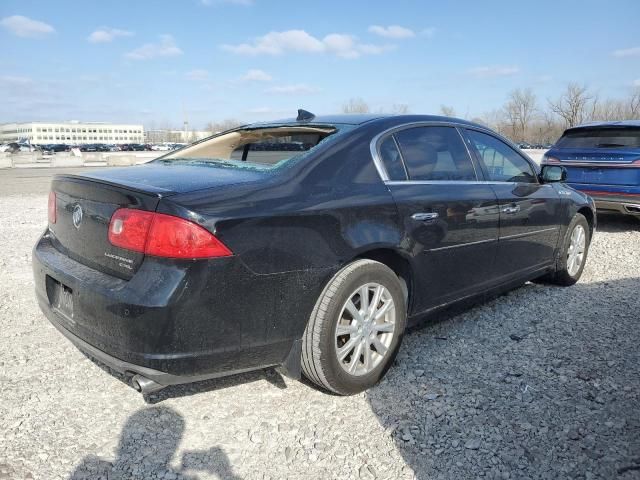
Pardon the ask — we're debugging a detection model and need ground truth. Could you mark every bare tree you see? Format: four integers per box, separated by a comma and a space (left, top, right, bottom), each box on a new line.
390, 103, 410, 114
206, 119, 244, 134
548, 83, 593, 128
504, 88, 537, 142
342, 98, 370, 114
628, 87, 640, 119
439, 105, 456, 117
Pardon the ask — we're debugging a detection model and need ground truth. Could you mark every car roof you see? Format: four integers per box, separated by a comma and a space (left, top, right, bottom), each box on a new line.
567, 120, 640, 130
249, 113, 484, 128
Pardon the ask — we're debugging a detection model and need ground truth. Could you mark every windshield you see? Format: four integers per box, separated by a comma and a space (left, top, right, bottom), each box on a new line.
556, 127, 640, 149
158, 125, 342, 170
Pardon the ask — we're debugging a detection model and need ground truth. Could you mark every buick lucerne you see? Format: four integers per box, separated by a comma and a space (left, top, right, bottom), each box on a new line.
33, 112, 596, 395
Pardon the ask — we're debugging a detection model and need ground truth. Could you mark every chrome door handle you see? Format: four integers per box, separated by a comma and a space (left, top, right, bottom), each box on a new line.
411, 212, 439, 221
501, 205, 521, 214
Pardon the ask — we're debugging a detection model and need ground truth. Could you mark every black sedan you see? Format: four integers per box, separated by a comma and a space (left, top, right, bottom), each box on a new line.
33, 112, 595, 395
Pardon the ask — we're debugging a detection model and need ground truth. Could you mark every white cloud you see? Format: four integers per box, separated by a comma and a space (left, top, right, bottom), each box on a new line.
467, 65, 520, 78
634, 78, 640, 87
125, 35, 183, 60
612, 46, 640, 57
265, 84, 320, 95
241, 69, 272, 82
0, 15, 55, 38
368, 25, 415, 39
221, 29, 392, 59
185, 69, 209, 81
88, 27, 133, 43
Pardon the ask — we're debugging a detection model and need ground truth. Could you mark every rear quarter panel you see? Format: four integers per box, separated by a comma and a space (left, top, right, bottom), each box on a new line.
160, 126, 403, 275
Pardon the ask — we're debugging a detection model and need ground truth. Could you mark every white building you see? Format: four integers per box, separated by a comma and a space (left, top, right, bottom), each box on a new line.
145, 129, 211, 144
0, 121, 145, 145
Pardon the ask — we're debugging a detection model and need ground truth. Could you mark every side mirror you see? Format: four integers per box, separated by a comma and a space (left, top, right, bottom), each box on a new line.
540, 165, 567, 183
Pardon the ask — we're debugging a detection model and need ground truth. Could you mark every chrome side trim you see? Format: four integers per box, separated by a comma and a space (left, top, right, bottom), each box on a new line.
499, 227, 559, 241
426, 226, 559, 252
428, 237, 497, 252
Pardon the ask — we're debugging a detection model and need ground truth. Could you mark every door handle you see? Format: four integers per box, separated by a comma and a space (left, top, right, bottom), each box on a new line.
411, 212, 439, 221
501, 205, 521, 214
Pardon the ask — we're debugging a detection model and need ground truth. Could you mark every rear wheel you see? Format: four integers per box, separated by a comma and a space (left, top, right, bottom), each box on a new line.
541, 213, 590, 286
301, 259, 406, 395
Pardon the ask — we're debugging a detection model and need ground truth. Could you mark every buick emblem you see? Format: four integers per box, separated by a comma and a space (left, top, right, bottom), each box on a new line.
72, 204, 83, 229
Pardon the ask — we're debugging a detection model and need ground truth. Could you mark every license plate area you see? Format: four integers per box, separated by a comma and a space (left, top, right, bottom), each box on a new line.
46, 275, 74, 323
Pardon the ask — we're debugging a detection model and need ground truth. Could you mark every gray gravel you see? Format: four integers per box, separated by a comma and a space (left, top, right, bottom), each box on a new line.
1, 193, 639, 480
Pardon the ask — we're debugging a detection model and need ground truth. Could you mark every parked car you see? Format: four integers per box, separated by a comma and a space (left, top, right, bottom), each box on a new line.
120, 143, 146, 151
40, 144, 71, 154
1, 142, 37, 153
33, 112, 595, 396
542, 120, 640, 217
151, 143, 171, 151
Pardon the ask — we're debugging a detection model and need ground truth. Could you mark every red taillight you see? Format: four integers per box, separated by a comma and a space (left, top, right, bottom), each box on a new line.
108, 208, 232, 259
108, 208, 154, 253
48, 191, 56, 224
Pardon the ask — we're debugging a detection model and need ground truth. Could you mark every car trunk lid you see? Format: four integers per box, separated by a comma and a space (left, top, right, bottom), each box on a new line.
50, 162, 269, 279
50, 176, 160, 280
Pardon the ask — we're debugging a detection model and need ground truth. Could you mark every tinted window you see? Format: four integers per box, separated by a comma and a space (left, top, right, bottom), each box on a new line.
555, 127, 640, 148
378, 135, 407, 180
466, 130, 536, 183
394, 126, 476, 181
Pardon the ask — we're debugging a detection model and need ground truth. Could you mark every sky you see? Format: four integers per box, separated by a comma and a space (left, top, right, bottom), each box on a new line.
1, 0, 639, 129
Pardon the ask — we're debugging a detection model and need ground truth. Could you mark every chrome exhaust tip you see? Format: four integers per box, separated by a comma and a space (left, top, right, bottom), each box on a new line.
623, 204, 640, 214
131, 374, 165, 394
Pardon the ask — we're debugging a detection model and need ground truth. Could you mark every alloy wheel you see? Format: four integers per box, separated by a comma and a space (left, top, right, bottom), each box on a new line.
567, 224, 586, 276
334, 283, 396, 376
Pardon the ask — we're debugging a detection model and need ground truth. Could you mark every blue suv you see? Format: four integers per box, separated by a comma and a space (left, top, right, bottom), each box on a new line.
542, 121, 640, 217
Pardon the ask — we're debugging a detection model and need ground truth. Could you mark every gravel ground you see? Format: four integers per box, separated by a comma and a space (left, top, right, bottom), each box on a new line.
0, 193, 639, 480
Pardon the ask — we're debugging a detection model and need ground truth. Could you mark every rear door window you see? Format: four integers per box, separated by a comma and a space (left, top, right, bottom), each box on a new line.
465, 129, 537, 183
393, 126, 477, 181
378, 135, 407, 180
555, 127, 640, 149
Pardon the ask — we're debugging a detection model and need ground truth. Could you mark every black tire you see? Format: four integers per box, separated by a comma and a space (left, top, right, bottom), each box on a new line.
541, 213, 591, 286
301, 259, 407, 395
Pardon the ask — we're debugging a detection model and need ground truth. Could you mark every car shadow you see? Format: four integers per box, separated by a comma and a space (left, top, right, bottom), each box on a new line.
365, 277, 640, 479
68, 405, 242, 479
82, 353, 287, 404
596, 213, 640, 232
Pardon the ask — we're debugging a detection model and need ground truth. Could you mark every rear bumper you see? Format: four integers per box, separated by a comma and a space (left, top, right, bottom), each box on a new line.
33, 231, 329, 383
592, 199, 640, 216
45, 311, 262, 386
566, 185, 640, 216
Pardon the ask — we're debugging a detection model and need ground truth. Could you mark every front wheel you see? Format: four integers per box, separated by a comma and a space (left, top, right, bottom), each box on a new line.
301, 259, 407, 395
544, 213, 591, 286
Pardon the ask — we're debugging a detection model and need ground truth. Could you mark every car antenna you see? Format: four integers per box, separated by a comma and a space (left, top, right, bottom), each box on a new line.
296, 109, 315, 122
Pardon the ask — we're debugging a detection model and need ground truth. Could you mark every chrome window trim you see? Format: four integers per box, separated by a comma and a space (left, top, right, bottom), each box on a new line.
370, 120, 485, 183
385, 180, 514, 186
391, 134, 409, 180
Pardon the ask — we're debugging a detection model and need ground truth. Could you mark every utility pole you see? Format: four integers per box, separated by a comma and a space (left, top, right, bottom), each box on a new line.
182, 101, 189, 143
